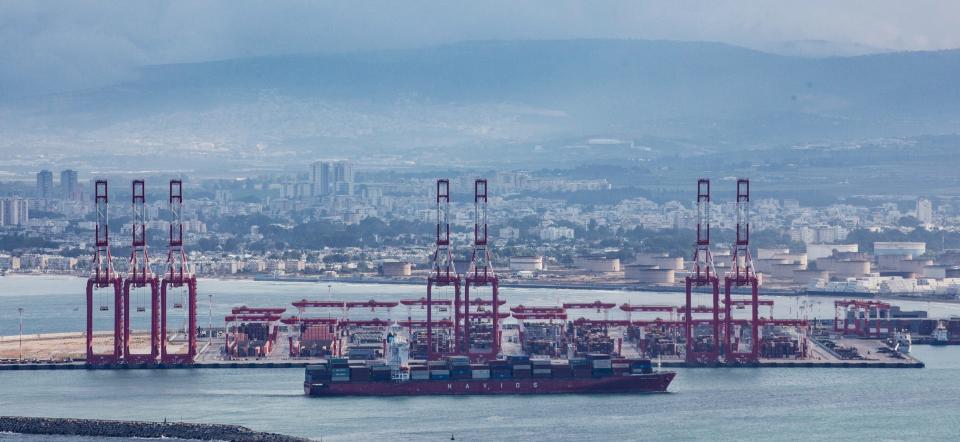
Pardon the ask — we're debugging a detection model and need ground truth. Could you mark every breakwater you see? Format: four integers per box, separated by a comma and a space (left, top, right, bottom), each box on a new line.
0, 416, 309, 441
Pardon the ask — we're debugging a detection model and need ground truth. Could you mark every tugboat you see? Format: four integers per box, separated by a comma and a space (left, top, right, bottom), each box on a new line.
931, 321, 949, 346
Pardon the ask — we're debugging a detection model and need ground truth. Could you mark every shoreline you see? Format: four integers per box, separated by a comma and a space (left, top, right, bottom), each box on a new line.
4, 272, 960, 305
0, 416, 309, 441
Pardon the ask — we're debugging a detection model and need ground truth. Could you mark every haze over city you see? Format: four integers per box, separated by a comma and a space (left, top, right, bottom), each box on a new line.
1, 2, 960, 441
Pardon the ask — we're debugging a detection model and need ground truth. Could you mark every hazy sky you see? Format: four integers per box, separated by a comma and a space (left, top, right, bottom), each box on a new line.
2, 1, 958, 95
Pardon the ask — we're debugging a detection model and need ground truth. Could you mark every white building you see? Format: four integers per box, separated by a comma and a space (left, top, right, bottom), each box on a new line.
916, 198, 934, 225
539, 226, 574, 241
0, 198, 29, 226
0, 255, 20, 270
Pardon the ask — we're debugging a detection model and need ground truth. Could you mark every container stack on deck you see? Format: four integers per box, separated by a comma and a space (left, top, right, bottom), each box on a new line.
347, 327, 385, 360
410, 329, 453, 359
570, 324, 615, 355
467, 322, 496, 353
520, 323, 566, 357
307, 354, 658, 386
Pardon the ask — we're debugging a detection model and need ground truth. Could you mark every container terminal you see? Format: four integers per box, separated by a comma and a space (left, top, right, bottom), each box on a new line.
0, 178, 929, 378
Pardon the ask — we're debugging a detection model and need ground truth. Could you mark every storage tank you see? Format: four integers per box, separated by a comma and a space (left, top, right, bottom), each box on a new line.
574, 256, 621, 272
381, 261, 413, 277
624, 265, 675, 285
874, 242, 926, 257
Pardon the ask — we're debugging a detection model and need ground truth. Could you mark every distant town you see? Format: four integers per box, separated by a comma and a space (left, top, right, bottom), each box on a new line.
3, 160, 960, 300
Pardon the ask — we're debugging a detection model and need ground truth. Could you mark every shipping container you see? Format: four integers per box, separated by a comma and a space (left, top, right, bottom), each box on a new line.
585, 353, 611, 360
572, 368, 592, 377
592, 359, 613, 369
507, 355, 531, 364
532, 368, 552, 378
512, 369, 531, 379
592, 368, 613, 377
471, 370, 491, 379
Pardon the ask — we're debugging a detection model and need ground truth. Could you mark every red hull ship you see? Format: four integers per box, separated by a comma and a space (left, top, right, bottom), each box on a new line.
304, 353, 675, 397
305, 371, 675, 396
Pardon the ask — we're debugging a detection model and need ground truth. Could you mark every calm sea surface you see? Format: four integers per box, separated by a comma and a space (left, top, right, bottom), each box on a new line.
2, 275, 960, 440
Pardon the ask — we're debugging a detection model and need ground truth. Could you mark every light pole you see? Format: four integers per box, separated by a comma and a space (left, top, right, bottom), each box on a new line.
208, 294, 213, 345
17, 307, 24, 362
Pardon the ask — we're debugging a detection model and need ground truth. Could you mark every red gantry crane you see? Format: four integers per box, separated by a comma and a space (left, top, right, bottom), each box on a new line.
426, 179, 460, 359
160, 179, 198, 364
86, 180, 124, 365
123, 180, 161, 364
723, 178, 761, 364
685, 179, 721, 365
460, 178, 502, 361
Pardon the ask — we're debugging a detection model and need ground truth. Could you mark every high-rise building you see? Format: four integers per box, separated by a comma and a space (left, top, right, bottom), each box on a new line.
36, 170, 53, 199
60, 169, 78, 200
916, 198, 934, 225
0, 198, 29, 226
310, 160, 353, 197
310, 161, 332, 197
333, 160, 353, 196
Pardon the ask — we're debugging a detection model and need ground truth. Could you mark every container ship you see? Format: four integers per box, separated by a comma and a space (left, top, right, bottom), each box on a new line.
304, 329, 675, 396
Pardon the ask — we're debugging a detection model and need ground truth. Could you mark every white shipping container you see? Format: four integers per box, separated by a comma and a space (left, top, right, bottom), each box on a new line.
471, 370, 491, 379
592, 360, 613, 369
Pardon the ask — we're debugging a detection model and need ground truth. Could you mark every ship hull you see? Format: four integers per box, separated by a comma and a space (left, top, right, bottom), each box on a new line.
305, 372, 675, 396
